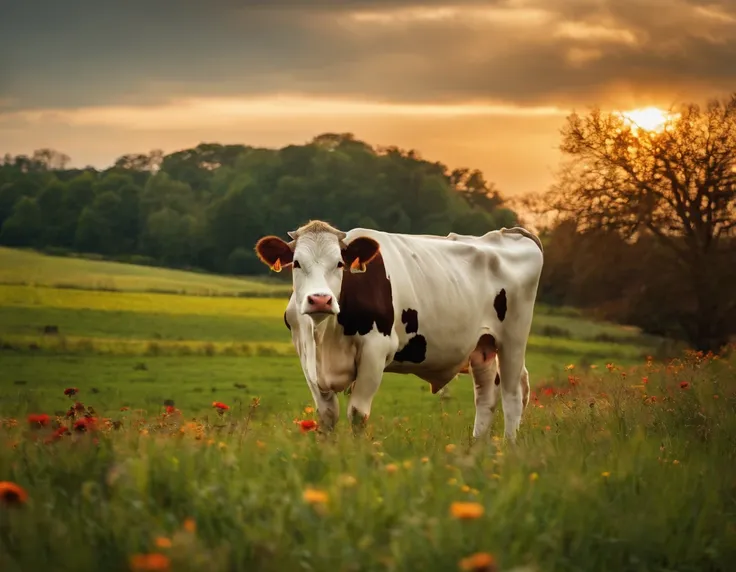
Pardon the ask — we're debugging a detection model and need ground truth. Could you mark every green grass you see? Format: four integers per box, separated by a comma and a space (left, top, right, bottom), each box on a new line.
3, 246, 727, 570
0, 246, 291, 296
1, 352, 735, 571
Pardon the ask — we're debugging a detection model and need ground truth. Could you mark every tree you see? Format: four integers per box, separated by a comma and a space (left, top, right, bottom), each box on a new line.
545, 94, 736, 351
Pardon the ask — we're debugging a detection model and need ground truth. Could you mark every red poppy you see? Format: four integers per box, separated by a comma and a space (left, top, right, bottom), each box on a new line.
63, 387, 78, 397
212, 402, 229, 412
73, 417, 97, 432
298, 419, 318, 433
165, 405, 179, 415
0, 482, 28, 506
27, 414, 50, 427
680, 381, 690, 389
45, 426, 70, 444
73, 401, 86, 412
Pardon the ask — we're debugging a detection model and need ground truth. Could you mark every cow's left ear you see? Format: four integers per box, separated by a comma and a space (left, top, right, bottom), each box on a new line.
255, 236, 294, 272
342, 237, 380, 274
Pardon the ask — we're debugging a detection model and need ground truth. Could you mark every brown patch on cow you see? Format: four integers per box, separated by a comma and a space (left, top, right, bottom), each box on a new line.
337, 251, 393, 336
394, 335, 427, 363
401, 309, 419, 334
254, 236, 294, 271
283, 312, 291, 331
494, 289, 507, 322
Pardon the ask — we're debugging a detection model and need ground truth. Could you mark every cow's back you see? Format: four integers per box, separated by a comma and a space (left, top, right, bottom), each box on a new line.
344, 227, 543, 382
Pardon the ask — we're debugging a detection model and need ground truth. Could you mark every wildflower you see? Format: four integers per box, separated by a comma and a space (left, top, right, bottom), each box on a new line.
448, 478, 458, 486
212, 401, 229, 413
421, 456, 430, 463
673, 460, 680, 465
402, 460, 413, 469
679, 381, 690, 389
121, 406, 130, 411
45, 426, 71, 444
303, 487, 329, 504
529, 472, 539, 482
129, 553, 171, 571
63, 387, 78, 397
606, 363, 615, 372
601, 471, 611, 478
714, 395, 720, 399
256, 440, 266, 449
0, 481, 28, 506
337, 474, 357, 488
73, 417, 97, 432
445, 444, 457, 453
461, 485, 471, 493
154, 537, 172, 549
459, 552, 497, 572
450, 501, 485, 520
491, 474, 501, 480
544, 425, 551, 431
565, 364, 575, 371
641, 377, 649, 384
298, 419, 318, 433
304, 406, 314, 414
164, 405, 179, 415
183, 518, 196, 533
385, 463, 398, 474
218, 442, 227, 450
27, 413, 50, 428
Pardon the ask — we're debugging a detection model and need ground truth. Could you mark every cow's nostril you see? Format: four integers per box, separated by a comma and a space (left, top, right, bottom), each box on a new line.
325, 296, 333, 306
307, 295, 315, 305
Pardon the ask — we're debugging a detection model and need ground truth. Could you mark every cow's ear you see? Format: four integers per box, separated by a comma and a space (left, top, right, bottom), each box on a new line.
255, 236, 294, 272
342, 237, 380, 274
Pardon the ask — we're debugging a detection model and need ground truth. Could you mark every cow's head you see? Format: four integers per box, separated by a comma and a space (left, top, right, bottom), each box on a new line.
255, 221, 380, 322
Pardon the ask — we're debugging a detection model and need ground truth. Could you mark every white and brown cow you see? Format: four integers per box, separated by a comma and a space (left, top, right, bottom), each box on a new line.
255, 220, 544, 441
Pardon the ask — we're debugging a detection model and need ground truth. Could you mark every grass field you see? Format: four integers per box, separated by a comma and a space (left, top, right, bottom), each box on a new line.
1, 248, 732, 572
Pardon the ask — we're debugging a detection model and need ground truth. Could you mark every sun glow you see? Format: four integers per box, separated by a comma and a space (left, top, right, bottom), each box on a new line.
618, 106, 679, 133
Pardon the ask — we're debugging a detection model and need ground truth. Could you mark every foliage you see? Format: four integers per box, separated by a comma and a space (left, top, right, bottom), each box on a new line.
0, 135, 516, 276
1, 351, 735, 571
538, 94, 736, 352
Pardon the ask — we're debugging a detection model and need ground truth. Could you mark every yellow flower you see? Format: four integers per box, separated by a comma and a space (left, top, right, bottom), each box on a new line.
303, 487, 329, 504
601, 471, 611, 478
385, 463, 398, 474
445, 444, 457, 453
402, 460, 413, 469
461, 485, 471, 493
337, 474, 357, 488
448, 478, 458, 486
673, 460, 680, 465
529, 472, 539, 482
421, 456, 430, 463
450, 501, 485, 520
218, 442, 227, 450
154, 537, 172, 549
565, 364, 575, 371
491, 473, 501, 480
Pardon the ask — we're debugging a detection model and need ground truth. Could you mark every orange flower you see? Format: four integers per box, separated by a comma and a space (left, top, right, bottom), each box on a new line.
64, 387, 78, 397
45, 426, 71, 444
459, 552, 497, 572
303, 487, 329, 504
154, 537, 172, 549
298, 419, 318, 433
183, 518, 196, 533
450, 501, 485, 520
0, 481, 28, 506
129, 553, 171, 571
304, 406, 314, 414
679, 381, 690, 389
27, 413, 50, 427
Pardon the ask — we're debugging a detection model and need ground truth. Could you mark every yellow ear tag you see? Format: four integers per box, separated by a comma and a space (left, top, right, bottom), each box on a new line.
272, 258, 282, 273
350, 258, 366, 274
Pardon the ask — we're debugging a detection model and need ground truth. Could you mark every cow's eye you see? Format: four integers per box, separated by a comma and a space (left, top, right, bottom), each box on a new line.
293, 260, 301, 269
337, 260, 345, 269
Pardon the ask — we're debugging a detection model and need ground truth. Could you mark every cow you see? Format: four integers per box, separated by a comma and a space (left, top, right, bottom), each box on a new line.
254, 220, 544, 442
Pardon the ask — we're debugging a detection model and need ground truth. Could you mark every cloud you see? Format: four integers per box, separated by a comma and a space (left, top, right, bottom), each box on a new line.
1, 0, 734, 112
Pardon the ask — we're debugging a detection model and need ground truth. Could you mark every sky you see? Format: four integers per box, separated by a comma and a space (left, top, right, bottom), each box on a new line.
1, 0, 735, 196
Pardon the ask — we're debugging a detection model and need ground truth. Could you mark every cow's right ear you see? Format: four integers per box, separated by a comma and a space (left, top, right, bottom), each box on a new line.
255, 236, 294, 272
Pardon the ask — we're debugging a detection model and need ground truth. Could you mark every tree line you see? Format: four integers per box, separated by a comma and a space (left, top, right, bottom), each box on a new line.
1, 94, 734, 352
0, 134, 516, 277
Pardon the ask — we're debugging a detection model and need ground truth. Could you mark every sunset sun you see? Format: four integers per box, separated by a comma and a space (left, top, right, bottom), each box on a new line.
618, 106, 678, 133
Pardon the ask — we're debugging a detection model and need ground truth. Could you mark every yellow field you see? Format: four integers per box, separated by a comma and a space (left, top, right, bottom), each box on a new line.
0, 246, 291, 296
0, 284, 287, 318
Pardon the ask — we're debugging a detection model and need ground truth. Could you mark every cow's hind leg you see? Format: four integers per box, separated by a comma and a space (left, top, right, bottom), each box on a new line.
469, 334, 500, 439
497, 341, 528, 442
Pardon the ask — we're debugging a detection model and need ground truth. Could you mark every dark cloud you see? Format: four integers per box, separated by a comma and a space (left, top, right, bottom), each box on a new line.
1, 0, 735, 110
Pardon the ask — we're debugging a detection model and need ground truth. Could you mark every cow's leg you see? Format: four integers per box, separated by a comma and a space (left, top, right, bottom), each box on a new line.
306, 384, 340, 431
469, 337, 500, 439
497, 341, 528, 442
345, 340, 390, 431
520, 365, 530, 411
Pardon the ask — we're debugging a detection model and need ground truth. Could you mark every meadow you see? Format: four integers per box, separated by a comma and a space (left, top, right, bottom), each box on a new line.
1, 248, 734, 571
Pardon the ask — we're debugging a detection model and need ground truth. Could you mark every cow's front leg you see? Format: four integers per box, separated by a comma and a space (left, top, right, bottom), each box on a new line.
346, 341, 389, 432
306, 383, 340, 431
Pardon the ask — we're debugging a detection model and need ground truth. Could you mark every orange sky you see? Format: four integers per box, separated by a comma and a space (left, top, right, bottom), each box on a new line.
1, 0, 735, 196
